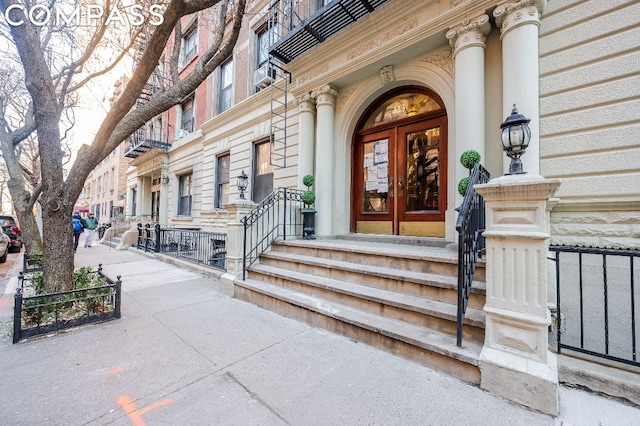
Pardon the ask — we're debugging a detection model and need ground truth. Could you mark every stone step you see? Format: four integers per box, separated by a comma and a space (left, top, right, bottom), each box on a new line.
271, 239, 486, 282
248, 263, 485, 345
235, 278, 482, 384
259, 250, 486, 311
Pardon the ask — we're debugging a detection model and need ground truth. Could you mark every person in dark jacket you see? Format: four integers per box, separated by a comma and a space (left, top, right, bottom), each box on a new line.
72, 211, 87, 253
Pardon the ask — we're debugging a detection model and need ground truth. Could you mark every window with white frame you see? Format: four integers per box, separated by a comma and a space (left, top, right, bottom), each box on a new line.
255, 24, 277, 92
181, 97, 194, 132
218, 59, 233, 113
182, 27, 198, 65
178, 173, 192, 216
215, 153, 230, 208
253, 140, 273, 203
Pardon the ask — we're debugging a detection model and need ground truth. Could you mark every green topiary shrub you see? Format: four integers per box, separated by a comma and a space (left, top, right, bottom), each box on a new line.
460, 150, 481, 170
458, 176, 471, 196
301, 190, 316, 207
301, 175, 315, 207
302, 174, 315, 188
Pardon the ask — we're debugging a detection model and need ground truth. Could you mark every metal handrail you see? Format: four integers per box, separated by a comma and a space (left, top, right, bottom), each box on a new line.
241, 188, 304, 280
455, 163, 490, 347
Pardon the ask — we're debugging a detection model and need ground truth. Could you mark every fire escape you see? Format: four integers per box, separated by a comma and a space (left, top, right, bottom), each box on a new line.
263, 0, 391, 167
124, 28, 172, 159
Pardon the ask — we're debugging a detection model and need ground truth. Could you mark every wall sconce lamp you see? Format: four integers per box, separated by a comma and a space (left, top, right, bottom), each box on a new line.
500, 104, 531, 175
161, 173, 170, 185
237, 170, 248, 199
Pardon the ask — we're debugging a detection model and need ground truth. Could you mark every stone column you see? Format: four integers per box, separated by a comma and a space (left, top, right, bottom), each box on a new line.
135, 177, 144, 217
159, 156, 170, 226
297, 93, 316, 189
474, 174, 561, 415
219, 198, 256, 297
446, 15, 491, 202
494, 0, 546, 175
313, 85, 338, 236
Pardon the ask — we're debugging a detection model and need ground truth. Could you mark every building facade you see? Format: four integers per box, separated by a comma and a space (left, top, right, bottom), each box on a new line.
126, 0, 639, 249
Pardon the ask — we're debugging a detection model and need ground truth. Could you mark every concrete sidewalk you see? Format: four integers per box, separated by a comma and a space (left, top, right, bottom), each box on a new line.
0, 243, 638, 425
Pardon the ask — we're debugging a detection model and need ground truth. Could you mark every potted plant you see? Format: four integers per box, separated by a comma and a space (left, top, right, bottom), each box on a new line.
457, 150, 481, 196
301, 175, 316, 240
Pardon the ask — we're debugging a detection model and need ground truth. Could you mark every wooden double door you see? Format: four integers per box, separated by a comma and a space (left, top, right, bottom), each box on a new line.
352, 115, 447, 237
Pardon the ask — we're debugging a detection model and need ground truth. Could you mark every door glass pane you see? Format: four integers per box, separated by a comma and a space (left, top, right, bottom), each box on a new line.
363, 93, 442, 129
406, 127, 440, 212
362, 139, 389, 213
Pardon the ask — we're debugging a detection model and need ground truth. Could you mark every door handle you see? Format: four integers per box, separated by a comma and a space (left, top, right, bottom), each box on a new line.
398, 176, 404, 197
389, 177, 394, 198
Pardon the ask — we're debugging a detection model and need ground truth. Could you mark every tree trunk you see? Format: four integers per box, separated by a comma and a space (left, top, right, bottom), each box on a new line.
41, 204, 74, 293
7, 180, 42, 254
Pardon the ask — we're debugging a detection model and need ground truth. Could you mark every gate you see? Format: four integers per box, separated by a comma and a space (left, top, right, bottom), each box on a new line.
549, 245, 639, 367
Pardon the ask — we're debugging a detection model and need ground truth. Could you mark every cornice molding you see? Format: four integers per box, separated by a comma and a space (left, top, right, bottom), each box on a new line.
288, 0, 497, 97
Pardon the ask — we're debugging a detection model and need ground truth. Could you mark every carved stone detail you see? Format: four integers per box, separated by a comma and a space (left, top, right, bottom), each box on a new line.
347, 19, 418, 61
296, 64, 329, 87
420, 48, 454, 76
446, 15, 491, 55
312, 85, 338, 107
337, 87, 356, 107
296, 93, 316, 113
494, 0, 547, 33
379, 66, 395, 85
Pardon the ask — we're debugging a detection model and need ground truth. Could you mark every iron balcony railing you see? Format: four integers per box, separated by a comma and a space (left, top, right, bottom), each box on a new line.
136, 224, 227, 271
455, 163, 490, 347
549, 245, 639, 367
242, 187, 304, 279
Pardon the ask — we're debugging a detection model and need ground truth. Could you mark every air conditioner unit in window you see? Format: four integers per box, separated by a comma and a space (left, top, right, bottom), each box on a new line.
254, 64, 274, 88
176, 129, 189, 139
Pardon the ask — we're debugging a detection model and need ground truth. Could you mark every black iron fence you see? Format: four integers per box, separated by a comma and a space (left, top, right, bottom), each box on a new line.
455, 163, 490, 347
550, 245, 639, 367
136, 224, 227, 270
13, 266, 122, 343
22, 251, 43, 274
242, 188, 304, 280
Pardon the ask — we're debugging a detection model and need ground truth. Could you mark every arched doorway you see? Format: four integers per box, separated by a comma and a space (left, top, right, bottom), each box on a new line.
351, 86, 448, 237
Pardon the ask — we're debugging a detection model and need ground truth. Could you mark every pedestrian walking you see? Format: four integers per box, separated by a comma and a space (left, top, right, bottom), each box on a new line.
83, 212, 99, 248
72, 211, 86, 253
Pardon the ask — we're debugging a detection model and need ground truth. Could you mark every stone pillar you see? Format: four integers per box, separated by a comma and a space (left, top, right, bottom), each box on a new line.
135, 177, 144, 217
313, 85, 338, 236
494, 0, 546, 175
474, 174, 561, 415
219, 198, 256, 297
446, 15, 491, 203
159, 156, 170, 226
297, 94, 316, 189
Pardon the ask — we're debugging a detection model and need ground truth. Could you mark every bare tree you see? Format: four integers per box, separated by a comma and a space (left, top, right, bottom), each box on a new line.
0, 0, 247, 291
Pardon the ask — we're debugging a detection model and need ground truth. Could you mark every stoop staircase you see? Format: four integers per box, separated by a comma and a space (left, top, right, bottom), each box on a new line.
234, 234, 486, 384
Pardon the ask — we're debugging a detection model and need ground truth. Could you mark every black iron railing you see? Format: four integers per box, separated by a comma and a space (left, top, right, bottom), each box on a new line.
549, 245, 639, 367
455, 163, 490, 347
242, 188, 304, 279
136, 224, 227, 270
22, 251, 43, 274
13, 266, 121, 343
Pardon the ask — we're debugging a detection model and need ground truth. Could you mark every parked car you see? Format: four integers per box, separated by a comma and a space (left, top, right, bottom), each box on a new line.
0, 214, 23, 253
0, 232, 9, 263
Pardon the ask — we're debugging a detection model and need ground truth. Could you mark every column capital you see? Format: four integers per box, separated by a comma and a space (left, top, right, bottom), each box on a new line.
494, 0, 547, 37
296, 93, 316, 113
312, 85, 338, 107
446, 14, 491, 56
